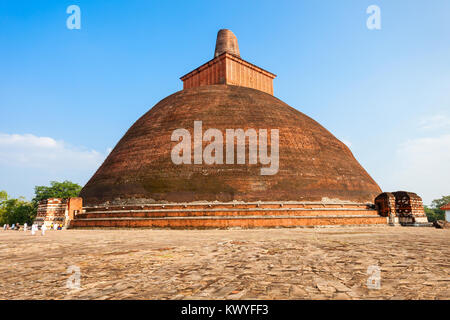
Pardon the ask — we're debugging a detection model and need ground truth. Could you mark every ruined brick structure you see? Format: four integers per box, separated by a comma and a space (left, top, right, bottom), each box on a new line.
74, 29, 389, 228
374, 192, 397, 225
374, 192, 396, 217
375, 191, 427, 225
34, 198, 82, 228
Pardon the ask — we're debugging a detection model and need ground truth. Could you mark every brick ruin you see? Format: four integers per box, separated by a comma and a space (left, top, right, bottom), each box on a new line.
375, 191, 427, 225
374, 192, 396, 223
34, 197, 82, 228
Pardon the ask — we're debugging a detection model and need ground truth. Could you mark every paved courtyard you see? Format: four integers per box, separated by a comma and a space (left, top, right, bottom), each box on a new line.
0, 226, 448, 300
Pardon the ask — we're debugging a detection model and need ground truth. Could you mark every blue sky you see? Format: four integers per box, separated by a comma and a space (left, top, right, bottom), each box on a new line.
0, 0, 449, 204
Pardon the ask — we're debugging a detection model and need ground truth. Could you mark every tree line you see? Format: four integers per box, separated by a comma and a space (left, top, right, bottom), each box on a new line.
0, 181, 82, 225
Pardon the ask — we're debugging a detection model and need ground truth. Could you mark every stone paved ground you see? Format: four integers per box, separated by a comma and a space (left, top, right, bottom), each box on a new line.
0, 226, 448, 300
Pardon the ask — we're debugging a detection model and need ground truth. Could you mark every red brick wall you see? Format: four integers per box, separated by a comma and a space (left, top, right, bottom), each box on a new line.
67, 197, 83, 220
181, 53, 276, 95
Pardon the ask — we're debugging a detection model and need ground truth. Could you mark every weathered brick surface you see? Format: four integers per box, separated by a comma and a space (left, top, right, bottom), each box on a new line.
71, 216, 387, 229
392, 191, 426, 219
82, 202, 372, 212
80, 85, 381, 206
181, 53, 276, 95
71, 202, 387, 229
375, 193, 396, 217
35, 198, 68, 227
67, 198, 83, 220
375, 192, 426, 224
214, 29, 240, 58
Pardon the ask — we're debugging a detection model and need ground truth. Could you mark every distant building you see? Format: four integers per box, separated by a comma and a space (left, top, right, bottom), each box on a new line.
440, 203, 450, 222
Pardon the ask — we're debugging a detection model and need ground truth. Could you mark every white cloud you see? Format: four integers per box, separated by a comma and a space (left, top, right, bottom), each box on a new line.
419, 114, 450, 130
0, 133, 58, 148
0, 133, 107, 200
0, 133, 104, 169
381, 134, 450, 205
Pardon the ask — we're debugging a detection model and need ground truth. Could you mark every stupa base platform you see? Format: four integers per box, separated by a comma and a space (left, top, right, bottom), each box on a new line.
70, 202, 388, 229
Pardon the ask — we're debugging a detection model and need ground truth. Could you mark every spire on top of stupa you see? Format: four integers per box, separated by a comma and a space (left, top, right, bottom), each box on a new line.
214, 29, 240, 58
180, 29, 276, 95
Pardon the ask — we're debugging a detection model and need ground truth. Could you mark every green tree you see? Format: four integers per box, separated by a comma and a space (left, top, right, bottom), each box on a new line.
0, 190, 8, 225
27, 180, 82, 223
425, 195, 449, 222
12, 201, 35, 224
424, 206, 440, 222
0, 190, 7, 201
32, 180, 82, 204
0, 192, 35, 225
431, 195, 450, 211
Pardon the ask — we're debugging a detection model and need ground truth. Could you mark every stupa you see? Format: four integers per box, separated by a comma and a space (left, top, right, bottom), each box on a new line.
72, 29, 388, 228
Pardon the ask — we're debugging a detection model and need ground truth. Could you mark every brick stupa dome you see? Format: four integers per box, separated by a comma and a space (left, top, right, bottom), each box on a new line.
80, 86, 380, 205
79, 30, 382, 226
